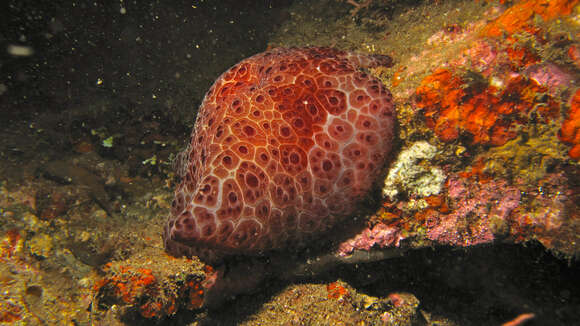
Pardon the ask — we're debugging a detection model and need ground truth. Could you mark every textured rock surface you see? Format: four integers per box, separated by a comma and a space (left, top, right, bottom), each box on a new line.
164, 47, 395, 261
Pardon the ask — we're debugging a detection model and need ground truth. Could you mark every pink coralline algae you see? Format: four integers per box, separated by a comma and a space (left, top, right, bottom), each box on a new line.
523, 63, 575, 96
510, 173, 579, 254
337, 223, 403, 256
336, 170, 579, 257
164, 47, 395, 261
426, 175, 521, 246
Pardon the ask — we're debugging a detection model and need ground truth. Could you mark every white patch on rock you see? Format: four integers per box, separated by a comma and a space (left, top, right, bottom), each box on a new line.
382, 141, 446, 200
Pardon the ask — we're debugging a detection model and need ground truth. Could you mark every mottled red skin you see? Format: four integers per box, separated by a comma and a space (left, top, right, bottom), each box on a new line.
164, 47, 395, 261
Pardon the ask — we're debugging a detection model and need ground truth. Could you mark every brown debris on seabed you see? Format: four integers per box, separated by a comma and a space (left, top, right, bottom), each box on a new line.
0, 0, 579, 325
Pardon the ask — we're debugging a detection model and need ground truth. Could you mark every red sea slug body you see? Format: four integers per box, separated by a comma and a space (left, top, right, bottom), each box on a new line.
164, 47, 395, 261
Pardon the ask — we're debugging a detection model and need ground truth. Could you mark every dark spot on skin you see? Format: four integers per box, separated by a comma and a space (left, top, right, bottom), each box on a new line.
219, 224, 232, 234
246, 174, 259, 187
184, 218, 194, 231
244, 126, 255, 136
280, 127, 290, 137
202, 224, 215, 237
290, 153, 299, 164
309, 105, 317, 115
201, 184, 211, 193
